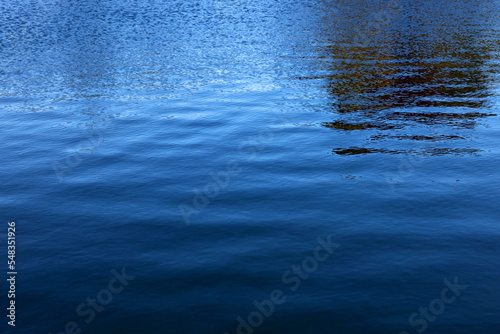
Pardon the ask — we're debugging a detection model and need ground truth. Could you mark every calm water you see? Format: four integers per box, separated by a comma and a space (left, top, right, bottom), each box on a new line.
1, 0, 500, 333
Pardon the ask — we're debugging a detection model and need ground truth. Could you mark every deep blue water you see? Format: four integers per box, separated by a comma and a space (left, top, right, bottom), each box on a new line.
1, 0, 500, 333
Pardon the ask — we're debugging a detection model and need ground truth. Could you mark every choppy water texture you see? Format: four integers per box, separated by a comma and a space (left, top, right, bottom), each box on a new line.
1, 0, 500, 333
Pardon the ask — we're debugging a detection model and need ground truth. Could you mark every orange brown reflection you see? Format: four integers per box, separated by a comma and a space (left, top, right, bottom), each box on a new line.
320, 48, 492, 113
307, 0, 499, 155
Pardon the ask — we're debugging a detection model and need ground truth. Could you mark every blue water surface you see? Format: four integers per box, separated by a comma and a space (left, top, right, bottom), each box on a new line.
1, 0, 499, 333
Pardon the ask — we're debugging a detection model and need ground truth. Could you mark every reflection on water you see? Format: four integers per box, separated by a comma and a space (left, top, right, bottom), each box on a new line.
332, 146, 481, 156
307, 0, 500, 155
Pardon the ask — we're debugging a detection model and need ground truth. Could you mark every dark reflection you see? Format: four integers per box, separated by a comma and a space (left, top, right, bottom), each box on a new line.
369, 134, 465, 142
322, 121, 402, 130
322, 111, 495, 131
332, 147, 481, 156
319, 54, 492, 112
308, 0, 499, 154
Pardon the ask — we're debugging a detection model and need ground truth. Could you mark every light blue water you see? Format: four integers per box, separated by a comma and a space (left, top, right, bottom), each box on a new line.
1, 0, 500, 333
